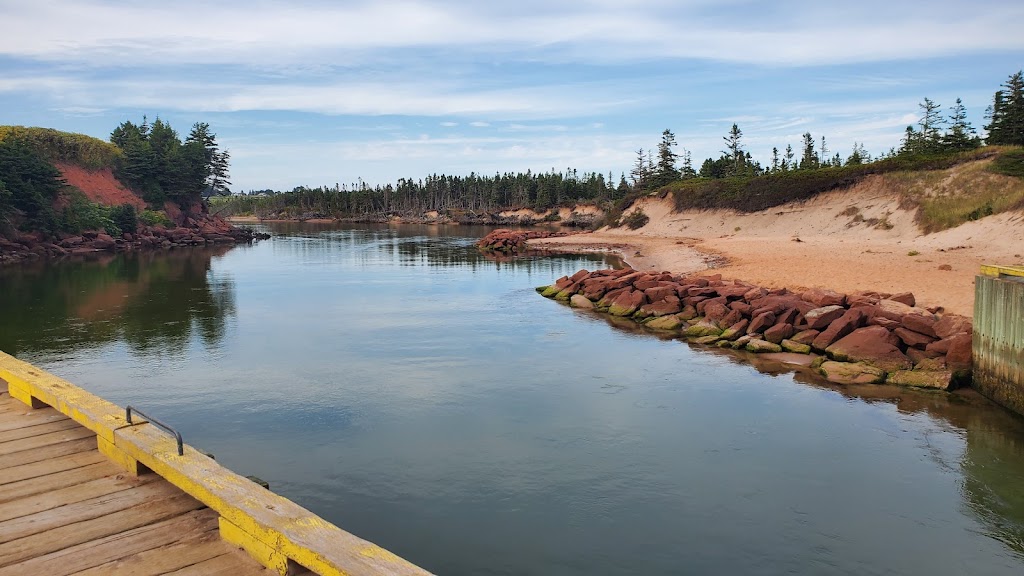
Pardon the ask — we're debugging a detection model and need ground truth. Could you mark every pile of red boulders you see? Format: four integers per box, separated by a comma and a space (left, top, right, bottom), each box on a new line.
0, 214, 268, 265
539, 268, 973, 390
477, 229, 577, 253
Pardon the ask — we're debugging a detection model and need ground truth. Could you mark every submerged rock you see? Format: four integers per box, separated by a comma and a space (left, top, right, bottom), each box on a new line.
818, 361, 886, 384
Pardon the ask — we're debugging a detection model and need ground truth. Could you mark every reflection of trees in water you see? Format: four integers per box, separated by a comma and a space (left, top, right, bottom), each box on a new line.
266, 222, 616, 272
0, 247, 236, 358
583, 309, 1024, 559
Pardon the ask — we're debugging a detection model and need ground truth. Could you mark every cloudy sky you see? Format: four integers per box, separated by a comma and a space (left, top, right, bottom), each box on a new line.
1, 0, 1021, 191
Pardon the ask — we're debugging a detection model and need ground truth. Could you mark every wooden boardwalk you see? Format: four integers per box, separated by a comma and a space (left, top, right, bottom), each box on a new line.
0, 389, 275, 576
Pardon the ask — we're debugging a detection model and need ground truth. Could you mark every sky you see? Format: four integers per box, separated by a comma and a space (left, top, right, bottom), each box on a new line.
1, 0, 1022, 192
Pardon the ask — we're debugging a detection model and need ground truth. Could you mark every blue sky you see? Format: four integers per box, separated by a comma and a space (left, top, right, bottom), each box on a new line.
1, 0, 1022, 192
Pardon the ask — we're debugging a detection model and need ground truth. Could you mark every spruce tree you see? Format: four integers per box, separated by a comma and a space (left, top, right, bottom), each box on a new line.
943, 98, 980, 151
650, 129, 680, 188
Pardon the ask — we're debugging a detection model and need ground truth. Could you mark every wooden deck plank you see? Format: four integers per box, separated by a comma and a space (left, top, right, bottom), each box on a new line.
0, 461, 115, 504
0, 479, 182, 543
0, 509, 220, 576
161, 550, 275, 576
0, 471, 160, 523
71, 530, 233, 576
0, 426, 96, 456
0, 491, 205, 568
0, 436, 96, 469
0, 451, 107, 486
0, 408, 67, 433
0, 418, 79, 443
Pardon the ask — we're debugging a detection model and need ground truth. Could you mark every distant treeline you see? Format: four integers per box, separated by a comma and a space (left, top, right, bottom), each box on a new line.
218, 170, 629, 219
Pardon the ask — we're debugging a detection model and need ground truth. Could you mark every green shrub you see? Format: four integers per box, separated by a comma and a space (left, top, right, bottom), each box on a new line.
139, 209, 171, 227
624, 209, 650, 229
110, 203, 138, 234
990, 148, 1024, 178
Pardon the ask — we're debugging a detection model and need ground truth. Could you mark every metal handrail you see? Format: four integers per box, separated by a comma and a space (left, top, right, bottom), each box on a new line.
126, 406, 184, 456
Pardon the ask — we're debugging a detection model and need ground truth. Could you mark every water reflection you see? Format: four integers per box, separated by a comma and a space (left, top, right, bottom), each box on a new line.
0, 247, 236, 359
578, 304, 1024, 561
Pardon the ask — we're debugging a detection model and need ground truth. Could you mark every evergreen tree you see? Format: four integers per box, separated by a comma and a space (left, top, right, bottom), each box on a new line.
847, 142, 869, 165
917, 97, 944, 152
783, 144, 794, 171
680, 149, 696, 179
770, 147, 780, 172
630, 148, 649, 189
722, 123, 744, 176
986, 71, 1024, 145
943, 98, 981, 151
799, 132, 818, 169
650, 129, 680, 188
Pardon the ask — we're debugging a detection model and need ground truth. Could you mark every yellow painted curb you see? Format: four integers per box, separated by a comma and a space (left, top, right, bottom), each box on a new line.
981, 264, 1024, 278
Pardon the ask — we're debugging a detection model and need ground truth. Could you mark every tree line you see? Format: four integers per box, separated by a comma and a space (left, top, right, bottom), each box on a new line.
226, 170, 628, 218
631, 70, 1024, 190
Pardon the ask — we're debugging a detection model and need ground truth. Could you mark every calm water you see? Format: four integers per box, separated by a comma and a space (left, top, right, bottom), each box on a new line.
3, 223, 1024, 575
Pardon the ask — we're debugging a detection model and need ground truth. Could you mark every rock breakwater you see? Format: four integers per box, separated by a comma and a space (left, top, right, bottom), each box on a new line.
539, 268, 974, 390
477, 229, 581, 253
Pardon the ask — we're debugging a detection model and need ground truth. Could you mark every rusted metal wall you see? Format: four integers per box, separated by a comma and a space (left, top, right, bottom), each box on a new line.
974, 273, 1024, 416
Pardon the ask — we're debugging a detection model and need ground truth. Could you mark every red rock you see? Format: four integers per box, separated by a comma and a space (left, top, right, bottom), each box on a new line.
791, 329, 820, 345
608, 289, 646, 316
728, 301, 753, 315
749, 311, 776, 334
847, 292, 879, 307
945, 333, 973, 371
870, 299, 934, 324
703, 300, 730, 322
717, 285, 752, 300
678, 304, 698, 321
869, 316, 902, 330
767, 287, 789, 296
633, 279, 661, 291
639, 296, 682, 317
644, 286, 677, 302
934, 315, 973, 339
91, 234, 117, 249
800, 288, 847, 307
907, 348, 943, 364
764, 323, 794, 344
720, 309, 743, 328
889, 292, 916, 307
720, 319, 749, 340
893, 327, 936, 350
811, 308, 866, 351
570, 269, 591, 283
826, 326, 913, 372
926, 338, 953, 355
743, 287, 767, 301
804, 305, 845, 330
775, 308, 800, 326
687, 286, 718, 297
901, 314, 938, 338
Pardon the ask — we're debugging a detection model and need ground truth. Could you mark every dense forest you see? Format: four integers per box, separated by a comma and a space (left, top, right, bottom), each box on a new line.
219, 70, 1024, 223
0, 119, 231, 237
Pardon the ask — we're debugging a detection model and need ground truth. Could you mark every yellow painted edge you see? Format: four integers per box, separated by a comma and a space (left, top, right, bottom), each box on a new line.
981, 264, 1024, 278
97, 435, 145, 476
220, 516, 292, 575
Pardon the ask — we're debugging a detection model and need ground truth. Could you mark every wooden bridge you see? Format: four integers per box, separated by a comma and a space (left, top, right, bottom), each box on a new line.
0, 352, 432, 576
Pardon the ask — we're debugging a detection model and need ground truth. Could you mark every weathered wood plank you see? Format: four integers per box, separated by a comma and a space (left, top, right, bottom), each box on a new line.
0, 471, 159, 523
71, 530, 232, 576
0, 479, 181, 543
0, 418, 79, 443
0, 436, 95, 469
161, 551, 275, 576
0, 491, 205, 568
0, 461, 114, 503
0, 426, 95, 456
0, 508, 219, 576
0, 408, 66, 433
0, 450, 107, 486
